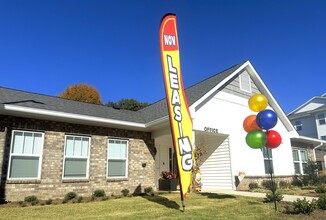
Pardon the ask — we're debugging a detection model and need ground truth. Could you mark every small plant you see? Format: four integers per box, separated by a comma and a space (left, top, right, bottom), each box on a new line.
24, 195, 39, 204
144, 187, 154, 195
291, 176, 303, 188
317, 194, 326, 210
264, 191, 284, 203
161, 171, 177, 179
63, 192, 77, 203
261, 180, 277, 191
45, 198, 53, 205
279, 180, 290, 189
121, 189, 130, 197
292, 198, 317, 215
315, 185, 326, 194
249, 182, 259, 190
77, 196, 83, 203
19, 201, 27, 207
93, 189, 106, 198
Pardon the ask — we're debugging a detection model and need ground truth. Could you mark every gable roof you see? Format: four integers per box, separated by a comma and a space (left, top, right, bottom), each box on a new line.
287, 95, 326, 119
0, 61, 295, 134
138, 61, 245, 123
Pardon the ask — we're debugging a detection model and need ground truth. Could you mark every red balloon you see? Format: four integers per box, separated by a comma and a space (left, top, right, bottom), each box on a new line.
243, 115, 261, 132
265, 130, 282, 149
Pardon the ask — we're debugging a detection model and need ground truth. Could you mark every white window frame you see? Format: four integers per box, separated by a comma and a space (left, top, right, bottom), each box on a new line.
7, 130, 44, 180
107, 139, 128, 179
294, 121, 302, 131
321, 135, 326, 141
62, 135, 90, 180
262, 147, 273, 174
318, 113, 326, 125
239, 71, 252, 93
292, 148, 308, 175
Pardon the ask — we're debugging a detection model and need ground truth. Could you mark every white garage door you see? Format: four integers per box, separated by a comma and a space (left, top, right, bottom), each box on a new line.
200, 138, 233, 190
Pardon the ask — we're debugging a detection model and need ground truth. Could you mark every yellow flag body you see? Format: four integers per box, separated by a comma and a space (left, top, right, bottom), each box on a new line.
159, 14, 193, 199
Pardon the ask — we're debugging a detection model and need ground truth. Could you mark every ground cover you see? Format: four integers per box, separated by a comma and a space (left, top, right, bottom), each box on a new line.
0, 192, 325, 219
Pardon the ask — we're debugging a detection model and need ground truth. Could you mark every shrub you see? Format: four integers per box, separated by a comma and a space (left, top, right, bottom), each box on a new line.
93, 189, 106, 198
63, 192, 77, 203
264, 191, 284, 203
317, 194, 326, 210
144, 187, 154, 195
315, 185, 326, 194
249, 182, 259, 190
303, 160, 319, 185
292, 198, 317, 215
262, 180, 277, 191
77, 196, 83, 203
121, 189, 130, 197
279, 180, 290, 189
291, 176, 303, 187
45, 198, 53, 205
24, 195, 38, 203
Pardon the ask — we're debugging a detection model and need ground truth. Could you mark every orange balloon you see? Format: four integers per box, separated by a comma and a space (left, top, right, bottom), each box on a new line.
243, 115, 262, 132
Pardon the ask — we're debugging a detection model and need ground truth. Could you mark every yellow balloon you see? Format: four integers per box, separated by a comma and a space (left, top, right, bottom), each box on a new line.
248, 94, 268, 112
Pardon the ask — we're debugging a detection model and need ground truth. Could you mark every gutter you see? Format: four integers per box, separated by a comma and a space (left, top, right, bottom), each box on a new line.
2, 104, 147, 129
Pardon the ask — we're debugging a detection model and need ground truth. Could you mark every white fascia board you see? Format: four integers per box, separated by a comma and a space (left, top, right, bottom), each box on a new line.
144, 115, 169, 128
189, 61, 249, 112
287, 97, 318, 116
3, 104, 146, 129
245, 62, 296, 133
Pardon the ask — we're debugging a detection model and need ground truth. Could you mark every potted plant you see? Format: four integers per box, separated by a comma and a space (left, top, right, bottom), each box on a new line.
159, 171, 178, 191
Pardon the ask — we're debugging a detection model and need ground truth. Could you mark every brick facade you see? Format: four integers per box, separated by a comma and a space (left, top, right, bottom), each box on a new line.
0, 115, 156, 202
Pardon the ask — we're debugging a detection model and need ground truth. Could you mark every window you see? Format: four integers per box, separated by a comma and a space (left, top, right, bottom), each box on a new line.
63, 135, 90, 179
318, 113, 326, 125
321, 135, 326, 140
292, 149, 308, 174
107, 139, 128, 178
8, 130, 44, 179
262, 147, 273, 174
294, 121, 302, 131
239, 71, 252, 93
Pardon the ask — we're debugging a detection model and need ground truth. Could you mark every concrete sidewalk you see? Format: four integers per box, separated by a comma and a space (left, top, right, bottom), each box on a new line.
202, 189, 318, 202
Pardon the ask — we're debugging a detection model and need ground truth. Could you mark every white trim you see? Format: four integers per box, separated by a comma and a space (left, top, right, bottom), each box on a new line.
107, 138, 129, 179
190, 62, 249, 110
3, 105, 146, 128
287, 96, 326, 116
7, 130, 44, 180
62, 135, 91, 180
292, 148, 308, 175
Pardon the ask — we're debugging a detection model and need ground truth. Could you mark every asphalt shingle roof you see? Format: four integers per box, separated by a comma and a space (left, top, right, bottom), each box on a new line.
0, 62, 245, 124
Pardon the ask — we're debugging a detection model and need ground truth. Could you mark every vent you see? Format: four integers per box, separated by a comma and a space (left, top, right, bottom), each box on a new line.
239, 71, 252, 93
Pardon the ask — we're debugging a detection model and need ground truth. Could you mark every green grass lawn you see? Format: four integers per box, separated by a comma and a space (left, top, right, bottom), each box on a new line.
0, 192, 323, 219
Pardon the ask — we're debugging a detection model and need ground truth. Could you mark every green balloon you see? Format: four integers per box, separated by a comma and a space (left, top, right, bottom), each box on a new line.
246, 130, 266, 149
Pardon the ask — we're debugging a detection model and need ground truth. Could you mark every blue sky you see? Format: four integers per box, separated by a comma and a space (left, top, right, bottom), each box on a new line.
0, 0, 325, 114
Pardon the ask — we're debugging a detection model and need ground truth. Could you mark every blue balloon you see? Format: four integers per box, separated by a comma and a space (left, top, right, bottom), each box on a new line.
256, 109, 278, 130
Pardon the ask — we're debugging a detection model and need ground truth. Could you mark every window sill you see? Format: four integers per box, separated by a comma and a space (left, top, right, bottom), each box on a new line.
107, 177, 128, 182
62, 179, 89, 183
7, 179, 41, 184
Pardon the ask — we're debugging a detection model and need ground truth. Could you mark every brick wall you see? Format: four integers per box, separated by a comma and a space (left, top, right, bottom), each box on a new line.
0, 115, 155, 201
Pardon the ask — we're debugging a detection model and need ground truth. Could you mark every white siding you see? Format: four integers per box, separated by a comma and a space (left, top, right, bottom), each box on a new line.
200, 138, 233, 189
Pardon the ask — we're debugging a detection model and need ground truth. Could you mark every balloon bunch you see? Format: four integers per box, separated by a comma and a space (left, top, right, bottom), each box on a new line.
243, 94, 282, 149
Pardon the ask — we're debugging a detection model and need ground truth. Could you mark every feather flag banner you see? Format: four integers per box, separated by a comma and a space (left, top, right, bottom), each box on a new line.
159, 14, 194, 207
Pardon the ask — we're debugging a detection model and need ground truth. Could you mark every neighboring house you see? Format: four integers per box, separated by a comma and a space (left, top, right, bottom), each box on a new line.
0, 61, 301, 201
288, 94, 326, 174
